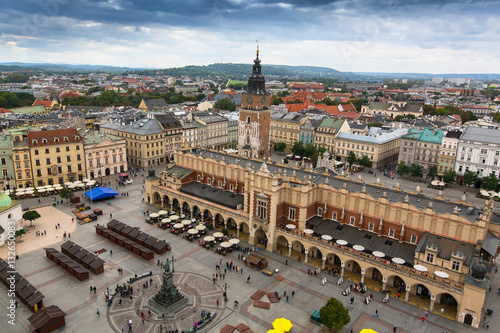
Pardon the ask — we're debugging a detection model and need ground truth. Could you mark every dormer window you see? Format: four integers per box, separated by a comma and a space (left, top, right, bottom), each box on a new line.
74, 135, 80, 140
41, 138, 47, 144
54, 137, 59, 143
32, 139, 38, 145
63, 136, 69, 142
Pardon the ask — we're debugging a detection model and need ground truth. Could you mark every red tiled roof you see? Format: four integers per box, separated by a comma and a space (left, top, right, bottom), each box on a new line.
27, 128, 82, 147
0, 108, 13, 114
33, 100, 52, 107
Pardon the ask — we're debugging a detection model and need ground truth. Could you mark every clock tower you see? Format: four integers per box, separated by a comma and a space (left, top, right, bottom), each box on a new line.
238, 44, 271, 159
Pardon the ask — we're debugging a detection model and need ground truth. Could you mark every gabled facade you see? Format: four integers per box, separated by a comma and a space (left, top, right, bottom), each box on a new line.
84, 134, 127, 180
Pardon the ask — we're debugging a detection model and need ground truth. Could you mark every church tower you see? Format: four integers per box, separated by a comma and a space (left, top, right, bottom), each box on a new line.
238, 44, 271, 159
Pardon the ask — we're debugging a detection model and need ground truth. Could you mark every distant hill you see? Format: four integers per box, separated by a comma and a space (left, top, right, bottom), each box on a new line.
1, 62, 499, 81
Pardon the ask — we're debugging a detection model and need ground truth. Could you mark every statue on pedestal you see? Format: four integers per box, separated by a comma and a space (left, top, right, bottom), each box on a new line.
164, 259, 170, 273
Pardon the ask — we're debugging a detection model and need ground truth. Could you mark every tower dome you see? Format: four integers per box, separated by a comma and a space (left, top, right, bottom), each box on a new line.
0, 191, 12, 207
471, 258, 487, 280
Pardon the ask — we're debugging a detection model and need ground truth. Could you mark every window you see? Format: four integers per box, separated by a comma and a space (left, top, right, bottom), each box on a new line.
45, 148, 50, 154
288, 208, 296, 220
57, 157, 61, 163
317, 207, 323, 216
388, 228, 395, 237
230, 184, 234, 191
218, 181, 222, 188
89, 160, 93, 167
67, 156, 71, 162
368, 222, 374, 231
451, 261, 460, 271
66, 146, 70, 151
480, 148, 487, 154
25, 171, 30, 178
56, 147, 60, 152
426, 253, 435, 263
15, 155, 20, 160
78, 164, 82, 171
332, 212, 337, 220
257, 200, 267, 219
35, 160, 40, 166
67, 165, 72, 172
17, 172, 22, 179
350, 216, 355, 225
36, 169, 42, 176
207, 178, 211, 185
47, 167, 52, 175
77, 154, 81, 161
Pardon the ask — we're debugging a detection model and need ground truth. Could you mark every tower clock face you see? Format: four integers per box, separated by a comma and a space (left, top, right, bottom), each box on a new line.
261, 96, 267, 104
247, 96, 253, 104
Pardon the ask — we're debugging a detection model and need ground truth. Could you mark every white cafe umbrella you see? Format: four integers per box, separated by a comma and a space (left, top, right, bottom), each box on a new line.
15, 189, 25, 194
83, 178, 90, 183
170, 215, 180, 221
414, 265, 428, 272
321, 235, 333, 241
25, 187, 34, 191
196, 225, 206, 231
44, 185, 54, 189
150, 213, 159, 218
37, 188, 46, 193
188, 229, 198, 235
353, 245, 365, 251
392, 257, 406, 265
161, 218, 171, 223
181, 219, 192, 226
434, 271, 449, 278
372, 251, 385, 258
36, 186, 45, 191
158, 210, 168, 215
25, 190, 35, 194
336, 239, 348, 246
220, 242, 232, 248
88, 180, 96, 185
180, 214, 186, 218
64, 182, 72, 186
229, 239, 240, 244
204, 236, 215, 242
303, 229, 314, 234
173, 223, 184, 229
286, 224, 296, 229
54, 185, 63, 190
213, 232, 224, 238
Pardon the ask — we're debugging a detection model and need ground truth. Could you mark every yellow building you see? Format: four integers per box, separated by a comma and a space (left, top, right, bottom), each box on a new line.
335, 128, 407, 169
314, 118, 350, 155
27, 128, 86, 186
270, 113, 308, 152
439, 130, 461, 175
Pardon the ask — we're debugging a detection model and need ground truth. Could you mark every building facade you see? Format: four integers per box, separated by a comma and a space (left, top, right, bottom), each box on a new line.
335, 128, 408, 169
270, 113, 307, 152
455, 127, 500, 179
146, 149, 498, 329
83, 133, 127, 180
314, 118, 350, 155
27, 128, 86, 186
399, 128, 445, 173
194, 113, 228, 150
439, 130, 461, 175
0, 135, 14, 191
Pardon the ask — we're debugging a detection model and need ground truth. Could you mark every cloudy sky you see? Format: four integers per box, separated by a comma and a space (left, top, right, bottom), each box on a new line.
1, 0, 499, 73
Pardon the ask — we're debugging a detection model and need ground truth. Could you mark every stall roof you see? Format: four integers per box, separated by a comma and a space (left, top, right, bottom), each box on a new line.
85, 187, 119, 200
28, 305, 66, 330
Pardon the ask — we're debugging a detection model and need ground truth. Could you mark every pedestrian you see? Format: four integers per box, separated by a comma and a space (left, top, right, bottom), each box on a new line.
286, 296, 289, 302
284, 291, 286, 297
97, 308, 100, 316
487, 321, 490, 329
93, 286, 97, 294
57, 223, 60, 229
393, 326, 397, 332
110, 213, 113, 219
110, 250, 113, 256
425, 311, 428, 317
90, 286, 93, 292
44, 230, 46, 235
216, 299, 219, 307
373, 309, 378, 317
292, 290, 295, 297
421, 316, 426, 323
285, 259, 288, 265
68, 233, 71, 238
141, 317, 145, 324
157, 259, 160, 266
241, 268, 243, 275
441, 308, 445, 315
121, 325, 124, 333
247, 275, 250, 283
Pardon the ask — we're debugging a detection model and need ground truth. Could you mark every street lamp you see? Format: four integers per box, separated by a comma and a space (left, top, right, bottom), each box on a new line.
171, 255, 175, 272
223, 282, 228, 302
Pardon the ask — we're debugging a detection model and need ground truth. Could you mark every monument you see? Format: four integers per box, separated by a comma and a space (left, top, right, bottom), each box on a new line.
152, 259, 185, 307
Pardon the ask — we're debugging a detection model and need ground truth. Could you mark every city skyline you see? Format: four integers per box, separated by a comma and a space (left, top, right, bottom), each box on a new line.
1, 0, 499, 74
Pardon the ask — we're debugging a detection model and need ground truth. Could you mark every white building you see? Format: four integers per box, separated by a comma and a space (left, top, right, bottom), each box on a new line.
456, 127, 500, 179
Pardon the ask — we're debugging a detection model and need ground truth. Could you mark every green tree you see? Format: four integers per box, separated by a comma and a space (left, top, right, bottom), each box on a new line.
275, 142, 287, 153
213, 98, 236, 111
366, 121, 383, 128
271, 96, 284, 105
283, 158, 289, 164
422, 104, 436, 115
482, 173, 499, 191
59, 188, 74, 203
319, 297, 351, 331
291, 141, 305, 157
358, 155, 371, 168
22, 210, 41, 227
397, 161, 408, 176
304, 144, 316, 158
409, 163, 423, 178
442, 169, 457, 185
347, 151, 357, 167
319, 98, 339, 106
463, 170, 478, 188
428, 165, 438, 180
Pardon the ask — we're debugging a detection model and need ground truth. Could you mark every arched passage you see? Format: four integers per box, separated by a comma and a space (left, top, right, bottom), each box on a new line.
344, 259, 362, 283
307, 246, 323, 267
290, 240, 305, 262
214, 213, 224, 228
435, 293, 458, 320
324, 252, 342, 274
203, 209, 213, 226
182, 202, 190, 215
162, 195, 170, 209
153, 192, 161, 205
254, 228, 268, 249
226, 218, 237, 236
192, 206, 201, 220
408, 283, 431, 310
275, 235, 289, 254
238, 222, 250, 241
172, 198, 180, 212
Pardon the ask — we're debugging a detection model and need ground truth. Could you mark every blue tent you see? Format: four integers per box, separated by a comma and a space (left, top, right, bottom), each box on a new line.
85, 187, 118, 200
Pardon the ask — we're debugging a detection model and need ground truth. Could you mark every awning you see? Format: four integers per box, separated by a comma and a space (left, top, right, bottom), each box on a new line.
483, 232, 500, 257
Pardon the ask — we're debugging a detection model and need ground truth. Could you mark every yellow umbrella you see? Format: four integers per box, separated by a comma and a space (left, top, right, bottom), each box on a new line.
272, 318, 292, 332
360, 329, 378, 333
267, 330, 282, 333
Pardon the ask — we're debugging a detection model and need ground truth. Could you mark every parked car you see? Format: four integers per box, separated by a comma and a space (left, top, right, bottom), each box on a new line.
125, 179, 133, 184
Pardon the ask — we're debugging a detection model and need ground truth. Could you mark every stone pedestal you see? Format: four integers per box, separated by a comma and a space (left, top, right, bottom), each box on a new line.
147, 271, 190, 317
